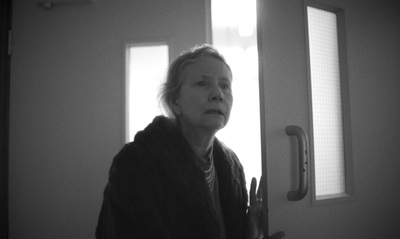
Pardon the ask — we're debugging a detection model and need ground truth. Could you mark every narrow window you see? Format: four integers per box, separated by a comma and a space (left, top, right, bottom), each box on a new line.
305, 4, 353, 203
125, 43, 169, 142
211, 0, 261, 189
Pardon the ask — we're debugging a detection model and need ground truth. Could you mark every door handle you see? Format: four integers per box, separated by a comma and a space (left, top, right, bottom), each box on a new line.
285, 125, 309, 201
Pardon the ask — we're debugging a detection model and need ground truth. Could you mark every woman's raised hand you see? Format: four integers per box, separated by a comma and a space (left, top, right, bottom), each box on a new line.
247, 177, 263, 239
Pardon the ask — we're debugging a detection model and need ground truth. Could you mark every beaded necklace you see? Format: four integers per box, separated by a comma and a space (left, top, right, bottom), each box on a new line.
196, 148, 216, 192
203, 154, 216, 192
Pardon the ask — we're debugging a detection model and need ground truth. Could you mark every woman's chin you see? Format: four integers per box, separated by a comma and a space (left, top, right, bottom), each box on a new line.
203, 117, 228, 131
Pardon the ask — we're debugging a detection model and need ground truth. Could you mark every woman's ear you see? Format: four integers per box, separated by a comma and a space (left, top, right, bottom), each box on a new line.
170, 98, 182, 116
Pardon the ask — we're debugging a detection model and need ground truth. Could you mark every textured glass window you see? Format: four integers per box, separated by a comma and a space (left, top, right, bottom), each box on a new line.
307, 7, 346, 199
126, 44, 169, 142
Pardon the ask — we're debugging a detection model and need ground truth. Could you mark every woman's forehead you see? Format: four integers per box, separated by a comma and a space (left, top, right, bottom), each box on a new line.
181, 57, 232, 79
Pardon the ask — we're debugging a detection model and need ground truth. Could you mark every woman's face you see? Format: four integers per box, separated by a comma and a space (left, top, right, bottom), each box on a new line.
172, 56, 233, 134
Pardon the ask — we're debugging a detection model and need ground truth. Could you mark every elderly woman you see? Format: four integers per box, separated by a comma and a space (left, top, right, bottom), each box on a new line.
96, 44, 263, 239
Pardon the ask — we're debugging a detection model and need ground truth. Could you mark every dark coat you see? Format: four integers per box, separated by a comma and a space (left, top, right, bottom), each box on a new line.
96, 116, 248, 239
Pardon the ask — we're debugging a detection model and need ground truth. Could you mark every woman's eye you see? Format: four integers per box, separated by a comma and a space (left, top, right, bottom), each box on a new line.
196, 81, 207, 86
221, 83, 231, 90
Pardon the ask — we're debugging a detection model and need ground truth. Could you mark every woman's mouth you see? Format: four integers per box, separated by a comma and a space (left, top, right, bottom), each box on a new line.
205, 109, 224, 115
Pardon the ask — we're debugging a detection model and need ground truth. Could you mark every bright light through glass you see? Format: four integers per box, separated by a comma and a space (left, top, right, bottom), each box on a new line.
307, 7, 346, 198
212, 0, 261, 190
212, 0, 256, 37
126, 44, 168, 142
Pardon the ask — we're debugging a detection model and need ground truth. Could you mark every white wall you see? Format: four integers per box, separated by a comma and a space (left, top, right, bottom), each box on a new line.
9, 0, 207, 238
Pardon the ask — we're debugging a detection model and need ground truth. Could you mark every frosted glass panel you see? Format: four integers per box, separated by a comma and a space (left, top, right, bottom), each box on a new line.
126, 44, 168, 142
307, 7, 346, 198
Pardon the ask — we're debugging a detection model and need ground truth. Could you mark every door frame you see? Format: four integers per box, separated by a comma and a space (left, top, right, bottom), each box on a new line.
256, 0, 270, 235
1, 0, 12, 238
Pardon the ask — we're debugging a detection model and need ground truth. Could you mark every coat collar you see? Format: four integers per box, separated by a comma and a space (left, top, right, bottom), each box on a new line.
134, 116, 221, 236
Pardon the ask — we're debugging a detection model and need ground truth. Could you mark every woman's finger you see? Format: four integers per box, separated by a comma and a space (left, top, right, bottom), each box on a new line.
250, 177, 257, 206
256, 175, 262, 200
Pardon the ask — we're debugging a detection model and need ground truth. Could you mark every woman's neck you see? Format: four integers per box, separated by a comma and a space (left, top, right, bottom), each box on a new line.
178, 123, 215, 158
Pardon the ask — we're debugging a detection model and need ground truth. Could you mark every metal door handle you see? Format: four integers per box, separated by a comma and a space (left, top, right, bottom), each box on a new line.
285, 125, 309, 201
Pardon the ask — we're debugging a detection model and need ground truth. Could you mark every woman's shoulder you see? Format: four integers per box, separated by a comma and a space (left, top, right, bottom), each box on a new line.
213, 139, 242, 167
108, 141, 155, 180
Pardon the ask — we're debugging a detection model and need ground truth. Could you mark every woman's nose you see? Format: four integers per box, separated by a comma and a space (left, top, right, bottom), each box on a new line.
209, 84, 224, 102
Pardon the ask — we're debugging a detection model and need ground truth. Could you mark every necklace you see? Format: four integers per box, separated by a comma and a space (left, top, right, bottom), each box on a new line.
195, 146, 216, 192
203, 155, 216, 192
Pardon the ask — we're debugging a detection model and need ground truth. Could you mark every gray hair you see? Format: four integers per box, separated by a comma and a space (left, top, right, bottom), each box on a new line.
159, 44, 232, 119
